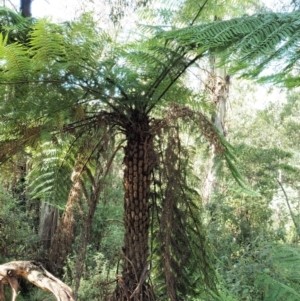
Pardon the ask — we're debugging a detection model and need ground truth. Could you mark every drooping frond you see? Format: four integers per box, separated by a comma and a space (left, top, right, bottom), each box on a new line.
158, 12, 300, 85
164, 103, 225, 154
152, 125, 217, 300
160, 103, 254, 194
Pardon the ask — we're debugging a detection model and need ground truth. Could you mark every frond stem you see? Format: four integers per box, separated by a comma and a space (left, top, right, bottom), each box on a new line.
147, 54, 201, 114
190, 0, 210, 26
146, 49, 188, 100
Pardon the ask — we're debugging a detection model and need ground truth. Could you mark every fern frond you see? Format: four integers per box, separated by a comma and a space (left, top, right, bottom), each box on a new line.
0, 7, 34, 44
158, 12, 300, 83
26, 139, 74, 206
256, 273, 300, 301
152, 126, 218, 300
0, 7, 24, 26
0, 33, 30, 80
0, 125, 43, 163
29, 20, 66, 70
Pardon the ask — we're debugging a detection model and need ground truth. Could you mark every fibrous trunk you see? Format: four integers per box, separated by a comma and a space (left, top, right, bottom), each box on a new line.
112, 110, 156, 301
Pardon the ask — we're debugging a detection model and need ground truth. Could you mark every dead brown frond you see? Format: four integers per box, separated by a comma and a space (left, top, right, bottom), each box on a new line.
0, 125, 42, 164
168, 103, 225, 154
151, 124, 218, 300
152, 103, 225, 155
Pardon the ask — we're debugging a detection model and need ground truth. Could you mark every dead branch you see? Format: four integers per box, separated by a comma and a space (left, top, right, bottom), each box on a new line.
0, 261, 75, 301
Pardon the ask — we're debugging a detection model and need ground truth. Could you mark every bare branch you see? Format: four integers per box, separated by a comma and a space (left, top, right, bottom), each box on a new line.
0, 261, 75, 301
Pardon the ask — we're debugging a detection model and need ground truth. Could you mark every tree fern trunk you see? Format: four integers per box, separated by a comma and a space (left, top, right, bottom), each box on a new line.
112, 110, 156, 301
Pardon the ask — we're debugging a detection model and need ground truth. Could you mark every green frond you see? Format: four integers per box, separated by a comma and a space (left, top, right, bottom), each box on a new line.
158, 12, 300, 84
26, 139, 74, 206
0, 33, 30, 80
29, 20, 66, 71
223, 152, 257, 195
256, 272, 300, 301
0, 7, 34, 43
0, 7, 24, 26
224, 241, 300, 301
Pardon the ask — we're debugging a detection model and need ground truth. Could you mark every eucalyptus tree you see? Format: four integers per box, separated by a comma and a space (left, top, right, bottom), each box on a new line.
2, 4, 300, 301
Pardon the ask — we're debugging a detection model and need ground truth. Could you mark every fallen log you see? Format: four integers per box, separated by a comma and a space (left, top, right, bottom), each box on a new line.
0, 261, 75, 301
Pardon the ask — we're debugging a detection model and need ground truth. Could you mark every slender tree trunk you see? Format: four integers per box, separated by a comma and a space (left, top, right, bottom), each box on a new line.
39, 202, 59, 252
277, 175, 300, 241
48, 159, 83, 276
74, 158, 104, 298
112, 110, 156, 301
202, 56, 229, 204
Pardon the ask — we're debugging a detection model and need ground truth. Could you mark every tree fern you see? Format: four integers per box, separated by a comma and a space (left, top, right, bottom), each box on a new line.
1, 6, 291, 300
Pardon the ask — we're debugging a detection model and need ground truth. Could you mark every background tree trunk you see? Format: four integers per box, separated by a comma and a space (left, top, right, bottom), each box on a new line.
39, 202, 59, 253
73, 156, 106, 297
202, 55, 229, 205
20, 0, 32, 17
48, 159, 83, 276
